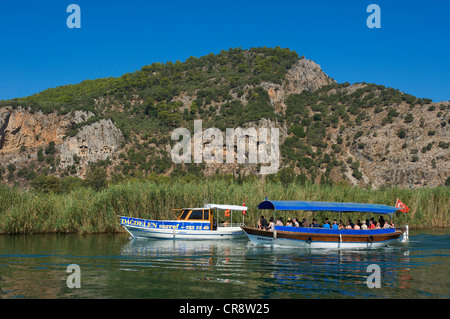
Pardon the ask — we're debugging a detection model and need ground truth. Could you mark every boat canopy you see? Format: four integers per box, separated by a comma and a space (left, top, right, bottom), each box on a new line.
258, 200, 399, 214
204, 204, 247, 211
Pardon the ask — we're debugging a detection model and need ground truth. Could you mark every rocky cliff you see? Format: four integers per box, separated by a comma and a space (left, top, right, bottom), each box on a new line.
0, 107, 123, 181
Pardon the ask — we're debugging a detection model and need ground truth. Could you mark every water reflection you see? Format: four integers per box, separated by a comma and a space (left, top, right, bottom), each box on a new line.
119, 238, 250, 277
0, 230, 448, 298
118, 237, 421, 298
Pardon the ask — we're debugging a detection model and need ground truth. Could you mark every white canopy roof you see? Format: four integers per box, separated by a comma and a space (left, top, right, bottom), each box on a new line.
204, 203, 247, 211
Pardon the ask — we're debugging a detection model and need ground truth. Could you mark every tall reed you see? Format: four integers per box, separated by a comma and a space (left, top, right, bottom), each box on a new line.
0, 180, 448, 234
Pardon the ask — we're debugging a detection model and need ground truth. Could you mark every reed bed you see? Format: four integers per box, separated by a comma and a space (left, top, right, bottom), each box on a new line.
0, 180, 448, 234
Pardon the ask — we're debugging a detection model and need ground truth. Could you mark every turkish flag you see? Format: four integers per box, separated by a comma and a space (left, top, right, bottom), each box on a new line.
395, 198, 410, 213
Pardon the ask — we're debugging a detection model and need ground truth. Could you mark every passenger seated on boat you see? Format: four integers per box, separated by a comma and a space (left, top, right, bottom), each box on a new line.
379, 216, 386, 228
301, 218, 309, 227
258, 216, 268, 230
310, 219, 320, 227
323, 222, 331, 229
383, 221, 390, 229
353, 223, 361, 230
267, 217, 275, 230
213, 219, 217, 230
361, 220, 368, 230
375, 222, 381, 229
347, 219, 355, 228
368, 220, 376, 230
331, 220, 339, 230
388, 221, 395, 228
345, 222, 353, 229
276, 218, 284, 226
356, 219, 362, 228
286, 219, 293, 227
292, 218, 299, 227
338, 222, 345, 230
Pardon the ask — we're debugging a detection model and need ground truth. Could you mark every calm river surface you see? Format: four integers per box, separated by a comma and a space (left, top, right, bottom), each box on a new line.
0, 229, 448, 299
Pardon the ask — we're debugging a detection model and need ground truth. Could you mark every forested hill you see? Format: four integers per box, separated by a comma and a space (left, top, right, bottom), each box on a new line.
0, 47, 449, 191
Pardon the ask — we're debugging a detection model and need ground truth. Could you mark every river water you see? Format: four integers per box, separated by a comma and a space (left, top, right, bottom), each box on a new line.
0, 229, 448, 299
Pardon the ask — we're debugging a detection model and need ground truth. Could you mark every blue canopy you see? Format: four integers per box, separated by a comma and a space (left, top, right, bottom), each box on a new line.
258, 200, 399, 214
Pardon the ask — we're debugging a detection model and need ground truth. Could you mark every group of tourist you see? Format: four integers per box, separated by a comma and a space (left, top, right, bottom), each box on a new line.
257, 215, 395, 231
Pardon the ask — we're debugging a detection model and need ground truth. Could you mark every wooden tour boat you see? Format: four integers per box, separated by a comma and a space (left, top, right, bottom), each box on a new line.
241, 199, 409, 249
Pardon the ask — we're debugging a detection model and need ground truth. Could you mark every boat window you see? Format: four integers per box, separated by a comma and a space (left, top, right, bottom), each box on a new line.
203, 210, 210, 220
178, 209, 190, 220
188, 210, 204, 220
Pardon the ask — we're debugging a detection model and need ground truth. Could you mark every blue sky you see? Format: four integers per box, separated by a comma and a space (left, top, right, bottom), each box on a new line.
0, 0, 449, 102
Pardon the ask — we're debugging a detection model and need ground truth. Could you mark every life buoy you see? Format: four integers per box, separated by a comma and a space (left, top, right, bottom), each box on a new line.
224, 209, 230, 217
368, 235, 374, 243
305, 236, 312, 244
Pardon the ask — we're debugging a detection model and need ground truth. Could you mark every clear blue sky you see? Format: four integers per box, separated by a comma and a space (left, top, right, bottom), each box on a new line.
0, 0, 449, 102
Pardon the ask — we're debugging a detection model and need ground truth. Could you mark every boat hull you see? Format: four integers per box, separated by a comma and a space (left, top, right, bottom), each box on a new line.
241, 226, 406, 249
120, 216, 245, 240
123, 224, 245, 240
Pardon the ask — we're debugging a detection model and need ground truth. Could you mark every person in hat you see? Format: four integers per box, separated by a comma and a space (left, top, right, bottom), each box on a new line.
361, 220, 368, 230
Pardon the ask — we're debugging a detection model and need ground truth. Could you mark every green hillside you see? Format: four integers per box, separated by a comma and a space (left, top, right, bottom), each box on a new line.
0, 46, 448, 188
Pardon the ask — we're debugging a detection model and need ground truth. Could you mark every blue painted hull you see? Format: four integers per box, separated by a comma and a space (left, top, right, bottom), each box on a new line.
120, 216, 244, 240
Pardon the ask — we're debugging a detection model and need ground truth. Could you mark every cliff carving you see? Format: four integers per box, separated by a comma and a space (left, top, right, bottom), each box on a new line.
59, 119, 124, 176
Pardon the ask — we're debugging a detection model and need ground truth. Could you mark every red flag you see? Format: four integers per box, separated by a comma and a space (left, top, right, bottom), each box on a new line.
242, 197, 247, 216
395, 198, 409, 213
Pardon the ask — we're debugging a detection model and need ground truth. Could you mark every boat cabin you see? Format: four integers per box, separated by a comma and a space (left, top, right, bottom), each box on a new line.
176, 208, 215, 229
175, 204, 248, 230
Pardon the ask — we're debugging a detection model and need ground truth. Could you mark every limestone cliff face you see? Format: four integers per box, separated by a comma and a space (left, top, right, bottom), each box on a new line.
261, 59, 335, 111
0, 106, 70, 152
0, 107, 123, 179
59, 119, 124, 176
284, 58, 335, 93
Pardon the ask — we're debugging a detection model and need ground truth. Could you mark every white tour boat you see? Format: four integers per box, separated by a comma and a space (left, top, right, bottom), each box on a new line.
120, 203, 247, 240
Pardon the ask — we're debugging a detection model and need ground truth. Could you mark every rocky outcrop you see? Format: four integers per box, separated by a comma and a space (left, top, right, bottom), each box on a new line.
0, 106, 123, 179
0, 106, 70, 152
284, 58, 335, 93
261, 59, 335, 112
59, 119, 124, 176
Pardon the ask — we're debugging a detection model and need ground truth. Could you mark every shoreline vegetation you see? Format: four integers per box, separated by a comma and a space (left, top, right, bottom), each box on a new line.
0, 177, 449, 235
